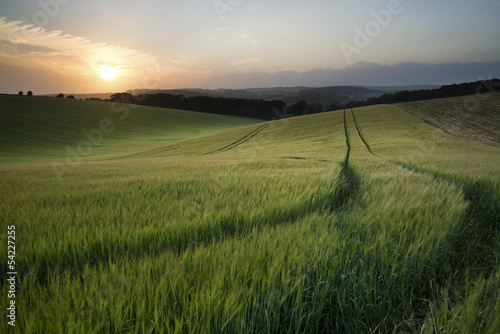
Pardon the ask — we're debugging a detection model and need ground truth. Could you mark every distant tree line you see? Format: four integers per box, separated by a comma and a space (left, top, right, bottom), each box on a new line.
54, 93, 75, 99
109, 93, 288, 120
286, 100, 324, 115
85, 79, 500, 120
328, 79, 500, 110
106, 93, 328, 120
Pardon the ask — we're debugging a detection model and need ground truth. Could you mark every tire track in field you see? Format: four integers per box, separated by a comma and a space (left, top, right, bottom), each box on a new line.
350, 108, 420, 168
323, 110, 360, 211
343, 110, 352, 161
280, 157, 335, 163
108, 123, 270, 160
350, 109, 373, 155
204, 123, 270, 155
350, 107, 500, 275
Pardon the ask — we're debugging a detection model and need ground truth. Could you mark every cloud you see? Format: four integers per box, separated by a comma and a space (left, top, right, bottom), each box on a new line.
239, 33, 259, 47
199, 61, 500, 89
230, 57, 260, 70
0, 17, 157, 92
1, 17, 498, 93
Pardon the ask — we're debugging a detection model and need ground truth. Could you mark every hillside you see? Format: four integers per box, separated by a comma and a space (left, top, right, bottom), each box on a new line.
0, 95, 261, 163
398, 92, 500, 147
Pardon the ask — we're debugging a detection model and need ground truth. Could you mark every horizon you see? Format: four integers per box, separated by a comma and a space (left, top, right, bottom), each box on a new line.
11, 75, 500, 98
1, 1, 499, 94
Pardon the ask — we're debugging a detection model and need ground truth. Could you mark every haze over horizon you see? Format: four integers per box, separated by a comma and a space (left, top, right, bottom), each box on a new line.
0, 0, 499, 94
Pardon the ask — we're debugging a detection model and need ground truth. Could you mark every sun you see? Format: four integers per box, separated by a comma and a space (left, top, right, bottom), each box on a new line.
98, 66, 118, 81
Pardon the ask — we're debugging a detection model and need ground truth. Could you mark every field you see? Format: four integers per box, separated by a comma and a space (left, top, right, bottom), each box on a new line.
0, 95, 261, 163
1, 94, 499, 333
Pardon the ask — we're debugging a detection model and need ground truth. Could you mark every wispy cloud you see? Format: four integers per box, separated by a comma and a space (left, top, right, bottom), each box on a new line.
231, 57, 260, 70
0, 17, 155, 86
239, 33, 259, 47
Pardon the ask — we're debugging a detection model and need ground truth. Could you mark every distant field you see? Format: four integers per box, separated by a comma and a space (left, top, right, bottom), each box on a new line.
0, 95, 499, 333
399, 92, 500, 147
0, 95, 261, 163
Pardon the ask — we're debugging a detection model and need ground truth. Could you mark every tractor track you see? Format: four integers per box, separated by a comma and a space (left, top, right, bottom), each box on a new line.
325, 110, 360, 210
204, 123, 270, 155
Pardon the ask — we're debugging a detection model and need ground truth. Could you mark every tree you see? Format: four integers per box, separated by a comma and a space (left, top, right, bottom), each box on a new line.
288, 100, 309, 115
18, 91, 23, 96
66, 95, 75, 99
327, 102, 343, 111
309, 103, 323, 114
56, 93, 64, 98
27, 91, 33, 96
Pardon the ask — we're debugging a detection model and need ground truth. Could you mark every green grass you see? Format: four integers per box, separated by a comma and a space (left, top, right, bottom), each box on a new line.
0, 95, 499, 333
0, 95, 261, 163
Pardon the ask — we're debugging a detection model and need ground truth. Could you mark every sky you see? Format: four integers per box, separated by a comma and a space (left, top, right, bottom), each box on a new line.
0, 0, 499, 94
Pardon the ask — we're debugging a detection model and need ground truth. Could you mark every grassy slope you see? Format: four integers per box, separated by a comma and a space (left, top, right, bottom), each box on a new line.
0, 95, 261, 163
0, 96, 499, 332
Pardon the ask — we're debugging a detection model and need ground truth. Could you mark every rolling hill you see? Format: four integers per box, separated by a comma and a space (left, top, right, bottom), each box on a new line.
0, 95, 262, 163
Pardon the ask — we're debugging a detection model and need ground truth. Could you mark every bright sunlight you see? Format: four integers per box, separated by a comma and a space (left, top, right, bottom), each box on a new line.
98, 66, 118, 80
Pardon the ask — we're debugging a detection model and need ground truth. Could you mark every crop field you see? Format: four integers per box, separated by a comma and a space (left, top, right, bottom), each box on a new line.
0, 95, 261, 163
1, 94, 499, 333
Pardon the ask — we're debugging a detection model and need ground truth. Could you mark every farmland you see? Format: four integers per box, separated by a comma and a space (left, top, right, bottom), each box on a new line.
0, 95, 261, 163
1, 94, 499, 333
399, 92, 500, 147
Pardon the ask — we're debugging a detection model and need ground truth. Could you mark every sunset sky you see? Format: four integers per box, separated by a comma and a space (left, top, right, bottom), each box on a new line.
1, 0, 499, 94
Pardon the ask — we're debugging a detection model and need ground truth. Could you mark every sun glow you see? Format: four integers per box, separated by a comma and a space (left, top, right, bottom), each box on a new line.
98, 66, 118, 80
